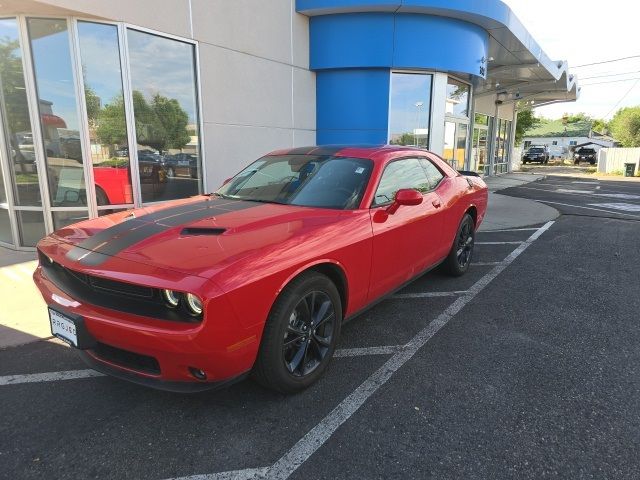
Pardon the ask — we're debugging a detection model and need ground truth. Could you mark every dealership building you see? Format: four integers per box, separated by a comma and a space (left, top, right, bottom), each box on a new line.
0, 0, 578, 250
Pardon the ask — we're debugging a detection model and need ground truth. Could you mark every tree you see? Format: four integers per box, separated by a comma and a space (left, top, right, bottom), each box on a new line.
95, 94, 127, 146
609, 106, 640, 147
515, 109, 540, 145
591, 118, 609, 135
95, 91, 191, 152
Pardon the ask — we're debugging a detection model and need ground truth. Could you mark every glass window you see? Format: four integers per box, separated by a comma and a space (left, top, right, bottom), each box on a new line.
0, 209, 12, 244
0, 18, 41, 207
455, 123, 468, 170
443, 121, 456, 165
52, 210, 89, 230
127, 28, 201, 203
474, 113, 489, 126
445, 78, 469, 117
373, 158, 430, 206
28, 18, 88, 210
16, 210, 46, 247
420, 159, 444, 189
388, 73, 432, 148
218, 155, 373, 210
77, 21, 133, 209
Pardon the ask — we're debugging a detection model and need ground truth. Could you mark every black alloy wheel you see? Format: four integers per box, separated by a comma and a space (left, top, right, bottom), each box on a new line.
283, 291, 335, 377
443, 213, 475, 277
253, 271, 342, 393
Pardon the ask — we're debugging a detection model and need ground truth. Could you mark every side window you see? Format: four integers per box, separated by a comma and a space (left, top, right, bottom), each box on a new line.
372, 158, 430, 206
420, 159, 445, 190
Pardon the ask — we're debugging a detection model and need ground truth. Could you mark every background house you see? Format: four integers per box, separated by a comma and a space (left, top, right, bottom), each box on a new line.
523, 120, 617, 158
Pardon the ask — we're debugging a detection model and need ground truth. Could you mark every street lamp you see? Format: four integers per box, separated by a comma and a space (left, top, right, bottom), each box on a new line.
414, 102, 424, 146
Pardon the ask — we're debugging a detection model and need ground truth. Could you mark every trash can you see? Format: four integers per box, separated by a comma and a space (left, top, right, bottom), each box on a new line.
624, 163, 636, 177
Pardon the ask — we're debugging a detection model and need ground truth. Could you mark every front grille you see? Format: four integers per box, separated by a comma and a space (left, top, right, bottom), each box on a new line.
38, 250, 202, 323
92, 342, 161, 375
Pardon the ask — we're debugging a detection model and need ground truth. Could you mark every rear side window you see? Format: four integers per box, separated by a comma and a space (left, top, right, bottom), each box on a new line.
420, 159, 444, 189
372, 158, 430, 206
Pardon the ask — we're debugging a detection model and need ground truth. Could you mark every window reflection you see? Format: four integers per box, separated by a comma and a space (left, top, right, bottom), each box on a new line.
389, 73, 432, 148
77, 21, 134, 208
127, 29, 201, 203
445, 78, 469, 117
28, 18, 88, 210
0, 18, 41, 207
16, 210, 46, 247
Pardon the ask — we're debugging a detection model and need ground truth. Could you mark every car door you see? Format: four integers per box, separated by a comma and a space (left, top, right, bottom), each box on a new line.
368, 157, 445, 300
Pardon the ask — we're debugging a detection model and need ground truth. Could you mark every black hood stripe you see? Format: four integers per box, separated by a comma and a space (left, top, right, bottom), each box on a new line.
66, 198, 258, 266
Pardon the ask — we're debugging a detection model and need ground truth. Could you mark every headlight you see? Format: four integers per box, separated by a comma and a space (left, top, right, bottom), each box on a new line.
162, 289, 180, 308
185, 293, 203, 315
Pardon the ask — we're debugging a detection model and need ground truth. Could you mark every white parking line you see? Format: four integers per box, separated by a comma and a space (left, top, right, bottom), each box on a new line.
392, 291, 466, 298
172, 467, 270, 480
334, 345, 404, 357
535, 199, 640, 218
0, 346, 408, 387
473, 262, 501, 266
481, 227, 538, 232
476, 241, 523, 245
588, 202, 640, 212
0, 369, 104, 386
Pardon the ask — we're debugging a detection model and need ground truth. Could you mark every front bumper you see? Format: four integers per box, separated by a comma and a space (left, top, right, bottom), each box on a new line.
34, 262, 261, 391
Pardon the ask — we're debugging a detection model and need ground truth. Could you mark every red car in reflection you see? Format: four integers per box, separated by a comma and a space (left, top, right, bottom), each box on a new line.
34, 146, 488, 393
93, 160, 167, 206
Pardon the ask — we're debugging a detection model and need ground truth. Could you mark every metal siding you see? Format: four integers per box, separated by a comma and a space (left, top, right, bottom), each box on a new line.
310, 13, 394, 70
393, 14, 488, 76
316, 69, 389, 145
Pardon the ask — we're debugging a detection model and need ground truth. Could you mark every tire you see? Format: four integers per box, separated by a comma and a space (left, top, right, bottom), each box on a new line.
253, 271, 342, 393
590, 160, 596, 165
522, 160, 527, 165
95, 186, 109, 206
442, 213, 475, 277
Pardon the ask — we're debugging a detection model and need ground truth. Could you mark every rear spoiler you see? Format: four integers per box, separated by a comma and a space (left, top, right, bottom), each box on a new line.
457, 170, 480, 177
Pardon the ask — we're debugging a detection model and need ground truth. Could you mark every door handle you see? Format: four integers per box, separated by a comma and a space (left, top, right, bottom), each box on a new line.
432, 199, 442, 208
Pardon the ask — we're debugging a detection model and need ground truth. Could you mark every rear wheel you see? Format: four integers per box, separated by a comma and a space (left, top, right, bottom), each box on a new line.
442, 213, 475, 277
253, 271, 342, 393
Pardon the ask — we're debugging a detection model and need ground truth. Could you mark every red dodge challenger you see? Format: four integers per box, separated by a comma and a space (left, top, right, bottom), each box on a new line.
34, 146, 488, 393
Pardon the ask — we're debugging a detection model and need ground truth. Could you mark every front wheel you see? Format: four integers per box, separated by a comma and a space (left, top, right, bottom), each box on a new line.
442, 213, 475, 277
253, 271, 342, 393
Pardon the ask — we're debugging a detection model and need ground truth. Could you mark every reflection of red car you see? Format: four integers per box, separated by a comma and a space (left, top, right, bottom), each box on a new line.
93, 161, 166, 206
34, 146, 487, 393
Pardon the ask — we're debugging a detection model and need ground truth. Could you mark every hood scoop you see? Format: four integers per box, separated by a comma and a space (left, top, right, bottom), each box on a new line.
180, 227, 226, 236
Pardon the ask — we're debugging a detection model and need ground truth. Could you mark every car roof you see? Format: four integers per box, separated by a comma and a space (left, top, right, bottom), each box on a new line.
267, 145, 436, 163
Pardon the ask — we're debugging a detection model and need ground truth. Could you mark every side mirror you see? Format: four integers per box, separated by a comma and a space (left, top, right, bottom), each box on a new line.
387, 188, 423, 214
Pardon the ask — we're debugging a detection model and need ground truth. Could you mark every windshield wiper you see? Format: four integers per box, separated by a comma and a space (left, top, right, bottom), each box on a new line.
241, 198, 288, 205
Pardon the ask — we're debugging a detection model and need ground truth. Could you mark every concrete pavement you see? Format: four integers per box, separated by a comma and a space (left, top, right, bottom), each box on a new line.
480, 172, 559, 231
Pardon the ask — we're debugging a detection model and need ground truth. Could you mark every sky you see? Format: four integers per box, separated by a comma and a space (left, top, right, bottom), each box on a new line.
503, 0, 638, 120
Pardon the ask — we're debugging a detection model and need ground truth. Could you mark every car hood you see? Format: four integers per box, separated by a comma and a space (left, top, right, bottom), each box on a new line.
48, 196, 352, 280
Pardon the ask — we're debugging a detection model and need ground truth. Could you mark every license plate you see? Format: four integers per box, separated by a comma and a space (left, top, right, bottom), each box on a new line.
49, 308, 78, 347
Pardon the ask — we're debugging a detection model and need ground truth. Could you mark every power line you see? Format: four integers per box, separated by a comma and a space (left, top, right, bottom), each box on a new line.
580, 70, 640, 80
603, 78, 640, 118
573, 54, 640, 68
581, 77, 640, 87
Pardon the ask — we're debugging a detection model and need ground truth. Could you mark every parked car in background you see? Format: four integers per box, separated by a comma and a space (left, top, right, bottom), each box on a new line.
93, 159, 167, 206
522, 146, 549, 164
573, 147, 597, 165
163, 153, 199, 178
34, 145, 487, 394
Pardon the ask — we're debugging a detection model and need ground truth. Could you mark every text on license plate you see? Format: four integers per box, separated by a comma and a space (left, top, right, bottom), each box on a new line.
49, 309, 78, 347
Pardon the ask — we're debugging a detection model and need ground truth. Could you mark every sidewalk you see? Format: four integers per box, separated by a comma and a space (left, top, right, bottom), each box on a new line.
0, 172, 557, 349
480, 172, 559, 231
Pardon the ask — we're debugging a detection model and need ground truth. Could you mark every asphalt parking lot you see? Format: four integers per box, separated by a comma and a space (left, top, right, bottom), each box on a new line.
2, 174, 640, 480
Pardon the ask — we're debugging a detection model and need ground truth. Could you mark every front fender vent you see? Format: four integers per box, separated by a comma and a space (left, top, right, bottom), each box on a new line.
180, 227, 226, 236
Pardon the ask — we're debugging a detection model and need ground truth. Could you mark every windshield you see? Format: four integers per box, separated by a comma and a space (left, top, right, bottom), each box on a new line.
217, 155, 374, 210
528, 148, 544, 153
580, 148, 595, 153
